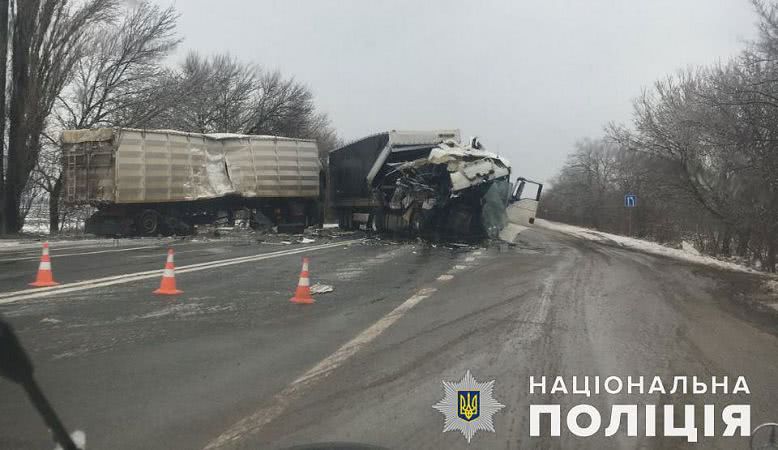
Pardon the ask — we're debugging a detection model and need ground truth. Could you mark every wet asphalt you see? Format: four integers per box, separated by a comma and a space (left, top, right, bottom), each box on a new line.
0, 226, 776, 450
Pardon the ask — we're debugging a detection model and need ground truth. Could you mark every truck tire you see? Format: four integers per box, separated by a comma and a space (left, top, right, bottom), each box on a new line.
136, 209, 161, 236
409, 209, 424, 237
338, 209, 354, 231
371, 207, 386, 233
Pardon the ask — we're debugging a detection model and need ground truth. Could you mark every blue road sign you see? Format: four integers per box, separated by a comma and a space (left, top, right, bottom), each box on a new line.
625, 194, 637, 208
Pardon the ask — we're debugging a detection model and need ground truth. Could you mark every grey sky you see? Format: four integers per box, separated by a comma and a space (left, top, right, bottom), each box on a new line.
155, 0, 757, 184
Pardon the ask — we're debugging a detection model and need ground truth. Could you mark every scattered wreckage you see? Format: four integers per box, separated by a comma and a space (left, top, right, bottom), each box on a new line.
329, 130, 542, 239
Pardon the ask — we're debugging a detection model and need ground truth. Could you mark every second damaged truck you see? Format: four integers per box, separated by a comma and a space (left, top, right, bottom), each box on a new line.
329, 130, 519, 238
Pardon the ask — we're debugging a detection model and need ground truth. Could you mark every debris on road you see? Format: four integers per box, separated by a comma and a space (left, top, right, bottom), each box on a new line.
310, 283, 334, 294
40, 317, 63, 324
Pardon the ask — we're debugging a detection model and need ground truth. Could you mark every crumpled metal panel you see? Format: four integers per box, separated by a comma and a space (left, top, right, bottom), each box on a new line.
62, 128, 320, 205
398, 140, 512, 193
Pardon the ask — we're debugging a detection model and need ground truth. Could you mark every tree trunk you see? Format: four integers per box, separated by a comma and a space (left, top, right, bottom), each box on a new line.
720, 227, 732, 256
48, 174, 63, 233
0, 0, 9, 234
736, 230, 750, 257
4, 3, 31, 233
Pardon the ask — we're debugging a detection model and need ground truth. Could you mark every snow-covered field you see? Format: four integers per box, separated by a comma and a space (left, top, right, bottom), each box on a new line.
536, 218, 767, 275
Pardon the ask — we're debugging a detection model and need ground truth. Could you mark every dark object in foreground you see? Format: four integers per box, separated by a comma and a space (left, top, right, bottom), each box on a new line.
0, 318, 79, 450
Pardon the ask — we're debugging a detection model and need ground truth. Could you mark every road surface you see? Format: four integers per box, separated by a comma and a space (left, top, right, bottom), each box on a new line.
0, 226, 776, 449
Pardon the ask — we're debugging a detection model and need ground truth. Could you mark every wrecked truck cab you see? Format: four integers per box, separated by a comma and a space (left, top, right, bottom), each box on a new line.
329, 130, 513, 239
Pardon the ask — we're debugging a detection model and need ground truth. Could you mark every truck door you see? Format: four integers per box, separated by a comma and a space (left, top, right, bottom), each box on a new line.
507, 177, 543, 225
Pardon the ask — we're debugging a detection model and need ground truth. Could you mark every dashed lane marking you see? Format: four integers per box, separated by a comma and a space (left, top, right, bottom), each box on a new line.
203, 286, 439, 449
203, 248, 490, 448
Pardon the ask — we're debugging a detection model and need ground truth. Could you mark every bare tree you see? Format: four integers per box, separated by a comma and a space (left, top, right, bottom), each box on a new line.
2, 0, 117, 233
55, 1, 179, 129
161, 53, 340, 154
39, 1, 179, 232
160, 52, 258, 133
546, 0, 778, 272
247, 69, 340, 160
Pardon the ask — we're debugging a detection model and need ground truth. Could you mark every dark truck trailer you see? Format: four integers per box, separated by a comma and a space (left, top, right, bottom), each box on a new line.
329, 130, 515, 238
62, 128, 323, 236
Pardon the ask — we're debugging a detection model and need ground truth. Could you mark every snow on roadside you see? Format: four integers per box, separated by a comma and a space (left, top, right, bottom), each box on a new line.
535, 219, 764, 275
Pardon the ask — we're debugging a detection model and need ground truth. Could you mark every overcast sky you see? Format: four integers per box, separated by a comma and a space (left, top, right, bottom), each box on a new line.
153, 0, 758, 184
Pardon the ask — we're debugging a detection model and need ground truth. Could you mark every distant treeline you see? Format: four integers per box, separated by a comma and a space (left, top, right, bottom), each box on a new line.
541, 0, 778, 273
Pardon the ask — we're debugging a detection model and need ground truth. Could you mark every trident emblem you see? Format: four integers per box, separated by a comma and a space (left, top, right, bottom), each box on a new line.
458, 391, 480, 421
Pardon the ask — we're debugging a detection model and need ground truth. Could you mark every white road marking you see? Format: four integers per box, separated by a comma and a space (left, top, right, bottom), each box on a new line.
204, 286, 439, 449
129, 248, 204, 259
0, 238, 172, 254
335, 247, 409, 281
0, 240, 361, 305
0, 245, 160, 262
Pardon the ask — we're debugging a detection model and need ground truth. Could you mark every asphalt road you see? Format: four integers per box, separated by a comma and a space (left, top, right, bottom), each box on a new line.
0, 225, 776, 449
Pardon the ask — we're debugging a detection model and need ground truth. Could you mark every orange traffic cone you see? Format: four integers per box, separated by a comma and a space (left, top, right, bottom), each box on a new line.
290, 257, 314, 304
29, 242, 59, 287
153, 249, 183, 295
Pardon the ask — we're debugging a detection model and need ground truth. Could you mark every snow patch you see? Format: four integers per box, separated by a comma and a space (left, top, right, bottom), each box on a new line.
681, 241, 701, 256
536, 219, 762, 274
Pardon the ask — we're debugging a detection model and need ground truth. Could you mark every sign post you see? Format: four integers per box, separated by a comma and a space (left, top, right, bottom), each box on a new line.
624, 193, 637, 236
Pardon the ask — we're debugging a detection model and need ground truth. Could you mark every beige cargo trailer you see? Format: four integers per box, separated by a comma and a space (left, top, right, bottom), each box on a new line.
62, 128, 322, 236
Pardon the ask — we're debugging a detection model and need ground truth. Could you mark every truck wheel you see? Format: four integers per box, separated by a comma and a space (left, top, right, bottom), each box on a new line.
371, 208, 386, 233
338, 209, 353, 230
136, 210, 161, 236
409, 209, 424, 237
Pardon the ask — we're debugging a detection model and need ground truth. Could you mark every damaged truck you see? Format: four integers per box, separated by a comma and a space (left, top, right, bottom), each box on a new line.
329, 130, 540, 239
62, 128, 323, 236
